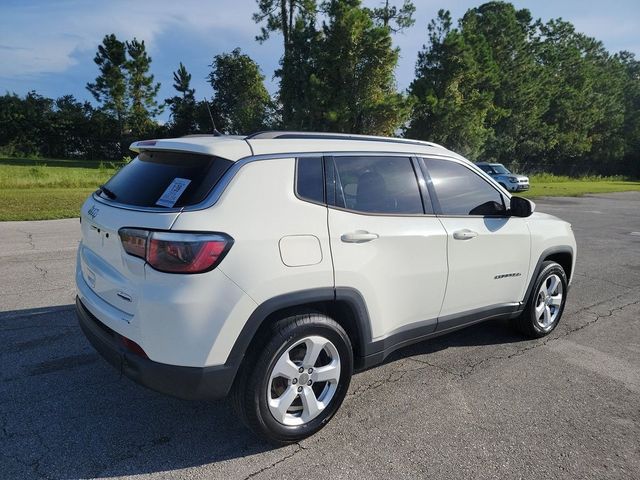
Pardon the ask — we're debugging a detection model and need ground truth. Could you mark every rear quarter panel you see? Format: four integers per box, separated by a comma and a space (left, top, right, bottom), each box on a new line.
170, 158, 334, 364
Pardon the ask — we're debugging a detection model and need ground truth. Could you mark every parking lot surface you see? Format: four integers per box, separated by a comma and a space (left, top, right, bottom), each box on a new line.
1, 192, 639, 479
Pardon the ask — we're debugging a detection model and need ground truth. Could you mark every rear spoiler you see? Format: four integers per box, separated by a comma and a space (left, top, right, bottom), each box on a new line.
128, 138, 250, 159
129, 140, 157, 153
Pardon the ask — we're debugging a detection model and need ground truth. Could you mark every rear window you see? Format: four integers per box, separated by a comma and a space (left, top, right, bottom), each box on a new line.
100, 151, 233, 208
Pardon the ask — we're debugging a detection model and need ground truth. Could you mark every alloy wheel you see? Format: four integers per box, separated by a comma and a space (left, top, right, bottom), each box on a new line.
534, 273, 564, 332
267, 336, 341, 426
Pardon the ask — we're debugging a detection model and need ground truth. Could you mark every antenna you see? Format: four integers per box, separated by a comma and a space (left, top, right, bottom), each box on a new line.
203, 98, 223, 137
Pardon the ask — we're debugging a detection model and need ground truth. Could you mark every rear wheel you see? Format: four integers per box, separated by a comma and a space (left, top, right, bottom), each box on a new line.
515, 261, 567, 338
232, 313, 353, 444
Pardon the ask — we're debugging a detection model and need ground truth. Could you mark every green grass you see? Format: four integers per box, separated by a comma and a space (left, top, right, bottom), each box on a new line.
1, 157, 639, 221
521, 173, 640, 198
0, 157, 121, 221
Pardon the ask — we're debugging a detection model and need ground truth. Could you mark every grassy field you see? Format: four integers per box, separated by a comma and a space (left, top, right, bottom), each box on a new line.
521, 173, 640, 198
0, 157, 119, 221
1, 157, 639, 221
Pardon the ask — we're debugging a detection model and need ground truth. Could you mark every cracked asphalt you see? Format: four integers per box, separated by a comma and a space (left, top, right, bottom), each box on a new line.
1, 191, 640, 479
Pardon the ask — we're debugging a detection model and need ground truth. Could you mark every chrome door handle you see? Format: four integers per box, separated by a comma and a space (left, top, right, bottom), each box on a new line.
453, 229, 478, 240
341, 230, 379, 243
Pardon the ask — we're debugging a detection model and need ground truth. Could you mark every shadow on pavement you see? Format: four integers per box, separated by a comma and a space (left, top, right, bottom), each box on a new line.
0, 305, 273, 479
383, 316, 527, 366
1, 304, 524, 478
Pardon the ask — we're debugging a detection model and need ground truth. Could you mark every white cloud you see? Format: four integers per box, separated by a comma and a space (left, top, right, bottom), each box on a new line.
0, 0, 263, 78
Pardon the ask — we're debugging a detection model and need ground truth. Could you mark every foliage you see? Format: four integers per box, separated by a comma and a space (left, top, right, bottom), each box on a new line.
405, 9, 496, 158
125, 38, 162, 137
0, 2, 639, 177
86, 34, 128, 137
315, 0, 410, 135
365, 0, 415, 33
208, 48, 273, 134
86, 34, 163, 153
165, 63, 198, 136
253, 0, 412, 133
406, 2, 639, 176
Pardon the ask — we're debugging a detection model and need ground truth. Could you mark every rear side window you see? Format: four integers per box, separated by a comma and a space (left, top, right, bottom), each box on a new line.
423, 158, 505, 216
331, 156, 424, 215
101, 151, 232, 208
296, 157, 324, 204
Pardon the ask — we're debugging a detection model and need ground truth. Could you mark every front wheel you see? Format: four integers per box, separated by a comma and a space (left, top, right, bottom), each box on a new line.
514, 261, 568, 338
232, 313, 353, 444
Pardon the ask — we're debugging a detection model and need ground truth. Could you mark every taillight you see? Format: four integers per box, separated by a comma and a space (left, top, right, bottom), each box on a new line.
119, 228, 149, 258
118, 229, 233, 274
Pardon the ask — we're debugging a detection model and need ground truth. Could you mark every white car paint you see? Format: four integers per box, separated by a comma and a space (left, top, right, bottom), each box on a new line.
77, 134, 576, 374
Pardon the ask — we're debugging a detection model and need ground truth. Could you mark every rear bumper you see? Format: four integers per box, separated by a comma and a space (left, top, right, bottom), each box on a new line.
76, 296, 235, 400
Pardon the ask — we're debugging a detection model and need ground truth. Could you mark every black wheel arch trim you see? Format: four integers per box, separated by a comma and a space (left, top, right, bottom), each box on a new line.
224, 287, 373, 378
522, 245, 574, 307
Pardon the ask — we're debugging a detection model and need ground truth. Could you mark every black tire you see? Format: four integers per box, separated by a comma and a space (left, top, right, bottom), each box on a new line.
499, 182, 508, 189
515, 261, 568, 338
232, 313, 353, 445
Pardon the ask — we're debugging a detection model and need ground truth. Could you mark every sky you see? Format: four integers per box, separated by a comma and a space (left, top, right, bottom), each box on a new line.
1, 0, 639, 122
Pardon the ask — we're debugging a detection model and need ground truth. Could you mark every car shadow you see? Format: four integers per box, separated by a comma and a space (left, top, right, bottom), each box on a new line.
1, 305, 273, 479
1, 304, 526, 478
380, 316, 527, 367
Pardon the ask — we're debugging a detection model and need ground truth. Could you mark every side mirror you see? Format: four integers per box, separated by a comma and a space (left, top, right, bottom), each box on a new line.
469, 200, 507, 216
509, 196, 534, 217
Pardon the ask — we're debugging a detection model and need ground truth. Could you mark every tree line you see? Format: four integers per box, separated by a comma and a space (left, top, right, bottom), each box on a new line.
0, 1, 638, 175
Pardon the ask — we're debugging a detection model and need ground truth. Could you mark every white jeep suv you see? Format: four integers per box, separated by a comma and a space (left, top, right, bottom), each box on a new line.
76, 132, 576, 443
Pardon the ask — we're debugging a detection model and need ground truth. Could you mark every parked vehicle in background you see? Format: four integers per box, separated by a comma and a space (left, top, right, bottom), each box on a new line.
75, 132, 575, 444
476, 162, 530, 192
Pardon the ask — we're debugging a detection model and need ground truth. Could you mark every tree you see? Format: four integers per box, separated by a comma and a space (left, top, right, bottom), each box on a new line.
48, 95, 94, 158
165, 62, 197, 136
618, 51, 640, 176
459, 2, 549, 164
253, 0, 317, 48
254, 0, 319, 128
276, 10, 325, 128
534, 19, 626, 170
208, 48, 272, 134
405, 10, 495, 158
315, 0, 410, 135
125, 38, 162, 137
86, 34, 128, 142
365, 0, 415, 33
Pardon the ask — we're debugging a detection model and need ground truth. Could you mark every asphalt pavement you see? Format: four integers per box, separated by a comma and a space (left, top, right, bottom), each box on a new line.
1, 192, 639, 479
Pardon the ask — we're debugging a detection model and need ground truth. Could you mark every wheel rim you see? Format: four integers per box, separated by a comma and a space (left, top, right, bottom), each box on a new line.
267, 335, 341, 426
534, 273, 564, 332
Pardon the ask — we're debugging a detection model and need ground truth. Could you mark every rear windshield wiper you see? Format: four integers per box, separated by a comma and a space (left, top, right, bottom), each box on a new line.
98, 185, 117, 200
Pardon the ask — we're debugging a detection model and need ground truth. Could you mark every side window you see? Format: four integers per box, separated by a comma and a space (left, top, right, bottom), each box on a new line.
296, 157, 324, 204
423, 158, 505, 216
331, 156, 425, 214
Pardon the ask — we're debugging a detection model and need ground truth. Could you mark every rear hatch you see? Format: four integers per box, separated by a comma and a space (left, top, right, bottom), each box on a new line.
79, 150, 233, 315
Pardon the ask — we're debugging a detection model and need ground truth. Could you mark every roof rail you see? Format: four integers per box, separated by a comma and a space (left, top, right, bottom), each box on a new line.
245, 131, 444, 149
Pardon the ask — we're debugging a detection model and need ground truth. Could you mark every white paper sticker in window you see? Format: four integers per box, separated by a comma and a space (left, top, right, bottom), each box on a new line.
156, 178, 191, 208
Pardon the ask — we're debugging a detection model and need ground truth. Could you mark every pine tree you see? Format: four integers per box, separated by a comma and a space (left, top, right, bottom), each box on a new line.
366, 0, 416, 33
86, 34, 128, 144
405, 10, 495, 158
208, 48, 272, 134
316, 0, 410, 135
125, 38, 162, 137
165, 62, 197, 136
